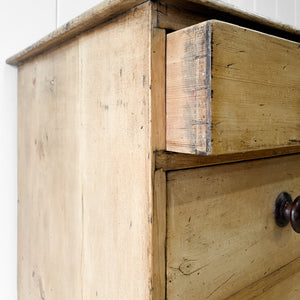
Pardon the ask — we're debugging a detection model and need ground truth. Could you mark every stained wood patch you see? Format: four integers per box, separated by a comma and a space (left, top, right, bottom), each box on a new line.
166, 20, 300, 155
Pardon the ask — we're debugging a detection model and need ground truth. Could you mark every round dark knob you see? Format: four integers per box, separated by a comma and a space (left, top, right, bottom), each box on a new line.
274, 192, 300, 233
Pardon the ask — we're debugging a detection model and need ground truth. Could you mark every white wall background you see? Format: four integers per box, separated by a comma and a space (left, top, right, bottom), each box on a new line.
0, 0, 299, 298
226, 0, 300, 28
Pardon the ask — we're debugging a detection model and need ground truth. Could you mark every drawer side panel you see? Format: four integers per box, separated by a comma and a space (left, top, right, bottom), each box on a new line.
166, 20, 300, 155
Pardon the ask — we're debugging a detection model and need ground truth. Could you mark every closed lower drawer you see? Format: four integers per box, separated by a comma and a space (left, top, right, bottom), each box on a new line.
166, 154, 300, 299
166, 20, 300, 155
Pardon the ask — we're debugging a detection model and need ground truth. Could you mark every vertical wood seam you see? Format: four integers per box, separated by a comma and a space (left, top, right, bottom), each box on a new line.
150, 5, 167, 298
205, 21, 212, 154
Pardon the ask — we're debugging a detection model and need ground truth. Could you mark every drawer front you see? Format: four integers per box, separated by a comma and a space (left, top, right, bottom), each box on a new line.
166, 20, 300, 155
166, 154, 300, 299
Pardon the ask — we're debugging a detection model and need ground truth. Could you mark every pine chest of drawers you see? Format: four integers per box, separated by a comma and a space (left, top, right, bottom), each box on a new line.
7, 0, 300, 299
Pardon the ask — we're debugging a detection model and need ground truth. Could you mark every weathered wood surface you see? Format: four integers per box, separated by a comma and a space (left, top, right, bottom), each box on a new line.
167, 20, 300, 155
152, 169, 167, 300
7, 0, 300, 66
18, 4, 157, 299
150, 5, 167, 298
166, 154, 300, 299
228, 258, 300, 299
18, 38, 83, 300
156, 146, 300, 171
150, 21, 166, 151
156, 2, 207, 31
167, 21, 211, 154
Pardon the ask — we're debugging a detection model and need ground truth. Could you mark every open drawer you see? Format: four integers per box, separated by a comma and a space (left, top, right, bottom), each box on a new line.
166, 20, 300, 155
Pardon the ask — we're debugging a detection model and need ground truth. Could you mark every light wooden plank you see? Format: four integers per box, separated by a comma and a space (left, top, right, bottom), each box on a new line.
166, 154, 300, 299
77, 4, 153, 299
156, 2, 207, 31
150, 23, 166, 151
1, 1, 56, 298
152, 169, 166, 299
149, 6, 167, 298
227, 258, 300, 299
167, 20, 300, 155
253, 270, 300, 300
155, 146, 300, 171
18, 39, 83, 299
18, 3, 158, 299
167, 21, 211, 154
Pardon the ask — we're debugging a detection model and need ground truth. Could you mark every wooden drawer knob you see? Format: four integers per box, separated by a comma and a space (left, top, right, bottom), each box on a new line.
274, 192, 300, 233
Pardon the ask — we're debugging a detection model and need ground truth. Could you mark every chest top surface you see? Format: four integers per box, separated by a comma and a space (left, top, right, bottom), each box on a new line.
6, 0, 300, 66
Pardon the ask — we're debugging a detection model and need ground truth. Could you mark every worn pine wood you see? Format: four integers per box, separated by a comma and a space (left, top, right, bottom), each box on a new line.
150, 6, 167, 298
150, 19, 166, 151
167, 20, 300, 155
250, 271, 300, 300
156, 2, 207, 31
155, 146, 300, 171
152, 169, 166, 299
78, 5, 154, 298
14, 0, 300, 299
166, 154, 300, 299
18, 4, 157, 299
167, 21, 211, 154
18, 40, 82, 300
227, 258, 300, 299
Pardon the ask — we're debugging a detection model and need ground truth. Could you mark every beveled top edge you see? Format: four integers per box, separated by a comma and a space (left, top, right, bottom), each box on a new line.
7, 0, 300, 66
6, 0, 146, 66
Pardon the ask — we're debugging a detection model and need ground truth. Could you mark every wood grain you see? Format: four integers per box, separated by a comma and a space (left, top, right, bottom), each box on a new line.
227, 258, 300, 299
152, 169, 166, 300
18, 39, 82, 300
150, 15, 166, 151
18, 4, 156, 299
167, 20, 300, 155
155, 146, 300, 171
156, 2, 207, 31
167, 21, 211, 154
150, 7, 167, 298
78, 5, 153, 298
166, 154, 300, 299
